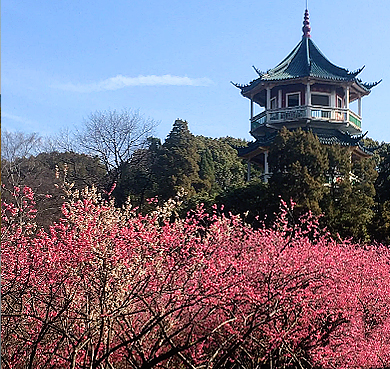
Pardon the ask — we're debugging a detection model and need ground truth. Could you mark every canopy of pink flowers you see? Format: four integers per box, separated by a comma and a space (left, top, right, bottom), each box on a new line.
2, 186, 390, 368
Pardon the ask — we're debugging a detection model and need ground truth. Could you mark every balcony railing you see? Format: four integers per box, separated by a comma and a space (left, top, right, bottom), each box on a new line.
251, 106, 362, 132
348, 111, 362, 128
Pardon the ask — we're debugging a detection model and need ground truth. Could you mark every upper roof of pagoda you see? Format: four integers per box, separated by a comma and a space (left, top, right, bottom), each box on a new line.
256, 37, 363, 83
233, 9, 381, 95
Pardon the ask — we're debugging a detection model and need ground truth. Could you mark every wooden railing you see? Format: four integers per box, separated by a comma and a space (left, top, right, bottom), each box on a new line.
348, 110, 362, 128
251, 106, 362, 132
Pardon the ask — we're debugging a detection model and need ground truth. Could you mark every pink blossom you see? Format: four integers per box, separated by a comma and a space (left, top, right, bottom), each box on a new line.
2, 185, 390, 368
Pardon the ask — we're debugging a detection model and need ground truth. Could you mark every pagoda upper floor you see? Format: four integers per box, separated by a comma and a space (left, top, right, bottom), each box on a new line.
233, 9, 381, 140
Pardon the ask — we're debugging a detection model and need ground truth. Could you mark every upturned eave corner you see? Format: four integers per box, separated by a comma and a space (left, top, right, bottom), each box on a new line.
233, 7, 380, 168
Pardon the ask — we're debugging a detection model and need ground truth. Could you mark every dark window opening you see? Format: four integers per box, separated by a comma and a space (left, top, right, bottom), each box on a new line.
287, 93, 300, 107
312, 94, 330, 106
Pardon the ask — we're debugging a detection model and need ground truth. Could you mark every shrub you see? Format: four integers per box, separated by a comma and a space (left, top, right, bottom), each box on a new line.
2, 187, 390, 368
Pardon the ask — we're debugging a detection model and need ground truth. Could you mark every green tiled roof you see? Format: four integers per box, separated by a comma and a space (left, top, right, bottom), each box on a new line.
265, 38, 356, 81
315, 129, 365, 146
237, 128, 374, 157
234, 37, 380, 94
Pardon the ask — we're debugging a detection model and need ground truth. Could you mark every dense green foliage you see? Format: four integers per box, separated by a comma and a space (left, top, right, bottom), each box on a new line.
265, 128, 378, 241
2, 122, 389, 243
371, 143, 390, 243
268, 127, 329, 215
114, 120, 247, 210
156, 119, 203, 199
322, 149, 377, 242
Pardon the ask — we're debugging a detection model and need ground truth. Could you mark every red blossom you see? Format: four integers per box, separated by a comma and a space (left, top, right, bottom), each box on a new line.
2, 186, 390, 368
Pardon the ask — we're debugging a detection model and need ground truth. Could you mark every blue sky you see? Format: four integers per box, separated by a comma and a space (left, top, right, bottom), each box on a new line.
3, 0, 390, 143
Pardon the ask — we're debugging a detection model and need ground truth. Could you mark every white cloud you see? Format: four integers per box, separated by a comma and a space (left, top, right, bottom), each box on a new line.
2, 112, 36, 127
55, 74, 213, 93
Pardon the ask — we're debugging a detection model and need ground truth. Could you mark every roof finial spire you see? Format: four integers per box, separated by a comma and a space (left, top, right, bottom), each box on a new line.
302, 6, 311, 38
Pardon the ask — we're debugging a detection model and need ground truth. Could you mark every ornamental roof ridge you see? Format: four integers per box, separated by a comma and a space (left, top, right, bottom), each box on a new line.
252, 66, 265, 77
349, 66, 365, 77
233, 9, 380, 95
359, 79, 382, 90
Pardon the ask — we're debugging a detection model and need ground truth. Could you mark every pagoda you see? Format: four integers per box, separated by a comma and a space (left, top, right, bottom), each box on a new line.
233, 8, 381, 180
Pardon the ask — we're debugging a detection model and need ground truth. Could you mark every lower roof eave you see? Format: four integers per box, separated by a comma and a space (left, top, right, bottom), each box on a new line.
238, 145, 269, 160
351, 146, 373, 159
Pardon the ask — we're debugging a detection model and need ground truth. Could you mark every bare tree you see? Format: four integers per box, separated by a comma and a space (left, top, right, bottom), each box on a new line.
1, 130, 42, 161
75, 109, 158, 174
1, 130, 44, 195
44, 127, 78, 153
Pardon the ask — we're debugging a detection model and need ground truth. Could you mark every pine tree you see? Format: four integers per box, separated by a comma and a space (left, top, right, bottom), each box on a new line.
157, 120, 202, 200
321, 146, 377, 242
375, 143, 390, 204
268, 127, 329, 215
195, 136, 247, 194
369, 143, 390, 242
198, 147, 215, 192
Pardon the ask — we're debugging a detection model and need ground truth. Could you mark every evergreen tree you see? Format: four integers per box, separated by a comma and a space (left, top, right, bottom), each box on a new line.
112, 127, 248, 210
157, 120, 203, 200
215, 179, 271, 228
268, 127, 329, 215
198, 147, 215, 192
371, 143, 390, 242
267, 128, 377, 241
375, 143, 390, 204
195, 136, 247, 194
321, 148, 377, 242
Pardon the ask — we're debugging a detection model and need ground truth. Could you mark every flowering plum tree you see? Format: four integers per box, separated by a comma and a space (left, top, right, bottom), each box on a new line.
2, 187, 390, 368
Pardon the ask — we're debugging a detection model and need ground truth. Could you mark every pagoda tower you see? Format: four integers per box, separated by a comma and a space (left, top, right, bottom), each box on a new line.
233, 8, 381, 180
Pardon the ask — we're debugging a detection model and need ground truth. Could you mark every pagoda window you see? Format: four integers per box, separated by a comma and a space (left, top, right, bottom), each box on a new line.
287, 92, 301, 107
311, 93, 330, 107
270, 97, 277, 109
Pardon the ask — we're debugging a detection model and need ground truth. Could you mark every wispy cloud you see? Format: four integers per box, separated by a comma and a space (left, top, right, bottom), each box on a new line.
2, 112, 36, 127
55, 74, 213, 93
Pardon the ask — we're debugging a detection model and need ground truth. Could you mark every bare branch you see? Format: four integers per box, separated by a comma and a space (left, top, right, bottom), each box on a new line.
1, 130, 42, 161
75, 109, 158, 174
